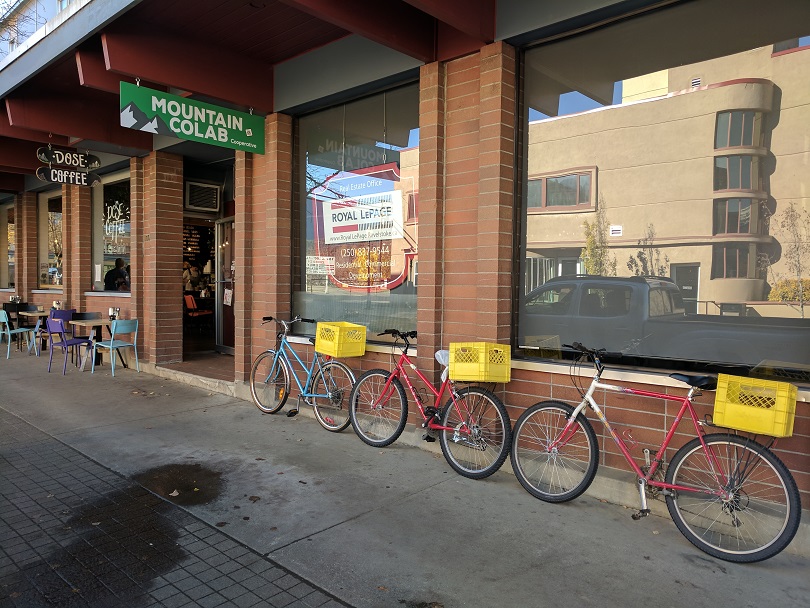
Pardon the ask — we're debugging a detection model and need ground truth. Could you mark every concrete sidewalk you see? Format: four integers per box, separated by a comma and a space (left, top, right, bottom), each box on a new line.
1, 354, 809, 608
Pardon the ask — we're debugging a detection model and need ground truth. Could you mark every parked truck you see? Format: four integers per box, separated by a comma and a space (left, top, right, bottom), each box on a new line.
519, 275, 810, 376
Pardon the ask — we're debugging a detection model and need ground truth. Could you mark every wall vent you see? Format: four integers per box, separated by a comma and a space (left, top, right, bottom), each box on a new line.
691, 77, 702, 88
184, 182, 221, 213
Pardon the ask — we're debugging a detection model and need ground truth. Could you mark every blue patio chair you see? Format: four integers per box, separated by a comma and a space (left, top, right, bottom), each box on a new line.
91, 319, 140, 377
45, 318, 93, 374
0, 309, 36, 359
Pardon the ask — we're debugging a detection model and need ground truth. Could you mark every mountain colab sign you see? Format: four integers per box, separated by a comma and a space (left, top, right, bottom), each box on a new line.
120, 82, 264, 154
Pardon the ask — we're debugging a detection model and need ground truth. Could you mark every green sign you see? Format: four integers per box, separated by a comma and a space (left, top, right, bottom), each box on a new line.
120, 82, 264, 154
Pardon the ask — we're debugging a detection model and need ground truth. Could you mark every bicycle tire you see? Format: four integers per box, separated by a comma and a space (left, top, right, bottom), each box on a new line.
249, 350, 290, 414
311, 360, 355, 432
439, 386, 512, 480
665, 433, 801, 563
349, 369, 408, 447
510, 400, 599, 502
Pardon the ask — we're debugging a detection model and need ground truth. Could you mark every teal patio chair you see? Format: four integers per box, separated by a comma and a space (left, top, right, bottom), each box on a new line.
91, 319, 140, 377
0, 309, 36, 359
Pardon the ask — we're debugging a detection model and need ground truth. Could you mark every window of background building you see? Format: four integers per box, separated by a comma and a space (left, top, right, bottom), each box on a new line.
528, 170, 595, 210
518, 3, 809, 377
91, 172, 131, 291
37, 194, 62, 289
0, 204, 13, 288
713, 198, 758, 234
714, 155, 760, 191
715, 110, 762, 148
294, 84, 419, 335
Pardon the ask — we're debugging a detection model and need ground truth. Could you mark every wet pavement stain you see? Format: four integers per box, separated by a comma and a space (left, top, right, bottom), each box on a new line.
1, 484, 186, 607
132, 462, 223, 506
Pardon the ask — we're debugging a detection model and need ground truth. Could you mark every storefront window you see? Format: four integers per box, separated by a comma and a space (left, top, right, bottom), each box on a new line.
92, 173, 131, 291
518, 5, 810, 378
38, 194, 62, 289
0, 205, 13, 288
294, 84, 419, 334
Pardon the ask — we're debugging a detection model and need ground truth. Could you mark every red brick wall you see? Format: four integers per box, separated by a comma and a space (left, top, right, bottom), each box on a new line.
64, 184, 92, 307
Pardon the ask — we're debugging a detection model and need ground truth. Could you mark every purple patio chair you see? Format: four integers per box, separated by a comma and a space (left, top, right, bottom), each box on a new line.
45, 318, 93, 375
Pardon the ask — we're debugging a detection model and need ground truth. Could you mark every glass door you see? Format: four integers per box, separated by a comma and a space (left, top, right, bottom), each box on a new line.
215, 218, 235, 354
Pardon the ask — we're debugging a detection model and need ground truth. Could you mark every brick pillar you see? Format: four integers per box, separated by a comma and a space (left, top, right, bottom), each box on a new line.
16, 192, 38, 298
143, 151, 183, 365
234, 150, 254, 381
417, 61, 446, 380
477, 41, 517, 344
130, 157, 145, 345
246, 113, 293, 380
64, 184, 93, 309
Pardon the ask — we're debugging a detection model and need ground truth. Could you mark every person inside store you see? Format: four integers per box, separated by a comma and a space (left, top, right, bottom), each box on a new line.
104, 258, 130, 291
183, 263, 201, 292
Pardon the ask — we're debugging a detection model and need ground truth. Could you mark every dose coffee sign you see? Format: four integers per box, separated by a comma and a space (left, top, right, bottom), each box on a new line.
36, 147, 101, 187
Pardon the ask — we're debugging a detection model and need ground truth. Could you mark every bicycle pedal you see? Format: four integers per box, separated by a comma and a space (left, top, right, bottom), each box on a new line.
421, 431, 437, 442
631, 509, 650, 520
286, 409, 299, 418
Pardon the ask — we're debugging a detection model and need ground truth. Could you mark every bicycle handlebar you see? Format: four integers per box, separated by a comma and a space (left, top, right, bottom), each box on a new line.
378, 329, 418, 339
261, 315, 317, 326
564, 342, 624, 360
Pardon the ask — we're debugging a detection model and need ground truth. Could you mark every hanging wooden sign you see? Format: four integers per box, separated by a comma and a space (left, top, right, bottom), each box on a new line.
36, 166, 101, 187
36, 147, 101, 170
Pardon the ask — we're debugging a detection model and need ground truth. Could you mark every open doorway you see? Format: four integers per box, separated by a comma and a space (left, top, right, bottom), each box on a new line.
183, 220, 216, 353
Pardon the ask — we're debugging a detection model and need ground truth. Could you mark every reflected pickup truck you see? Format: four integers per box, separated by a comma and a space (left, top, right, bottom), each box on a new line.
518, 275, 810, 370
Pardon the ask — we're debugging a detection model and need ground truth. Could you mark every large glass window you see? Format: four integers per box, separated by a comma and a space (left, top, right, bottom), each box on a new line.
518, 3, 810, 378
38, 194, 62, 289
92, 173, 131, 291
0, 205, 13, 288
295, 84, 419, 334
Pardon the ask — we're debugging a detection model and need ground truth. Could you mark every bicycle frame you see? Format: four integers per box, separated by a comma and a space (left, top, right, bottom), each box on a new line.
380, 347, 471, 435
270, 335, 329, 399
555, 365, 733, 508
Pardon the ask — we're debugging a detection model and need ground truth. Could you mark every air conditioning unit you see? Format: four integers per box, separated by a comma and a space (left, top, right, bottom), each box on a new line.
184, 182, 221, 213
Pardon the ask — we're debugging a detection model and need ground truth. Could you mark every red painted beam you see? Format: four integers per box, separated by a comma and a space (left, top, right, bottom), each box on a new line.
405, 0, 495, 42
0, 113, 70, 146
0, 137, 46, 172
280, 0, 436, 63
76, 48, 166, 95
6, 94, 153, 151
102, 28, 273, 112
0, 172, 25, 191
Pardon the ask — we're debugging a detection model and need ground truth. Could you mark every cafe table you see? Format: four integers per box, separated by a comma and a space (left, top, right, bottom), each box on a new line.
69, 318, 129, 371
17, 310, 50, 355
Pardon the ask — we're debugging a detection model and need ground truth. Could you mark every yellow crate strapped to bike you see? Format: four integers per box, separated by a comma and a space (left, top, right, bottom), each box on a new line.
713, 374, 797, 438
315, 322, 367, 357
448, 342, 511, 383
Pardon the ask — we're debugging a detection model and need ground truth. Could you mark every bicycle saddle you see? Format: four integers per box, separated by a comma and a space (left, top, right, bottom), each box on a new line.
669, 373, 717, 391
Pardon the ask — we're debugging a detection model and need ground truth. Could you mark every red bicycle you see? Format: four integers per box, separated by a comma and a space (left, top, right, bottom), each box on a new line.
348, 329, 512, 480
510, 342, 801, 562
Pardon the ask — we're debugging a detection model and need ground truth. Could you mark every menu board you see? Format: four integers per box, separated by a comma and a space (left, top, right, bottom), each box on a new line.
183, 225, 214, 268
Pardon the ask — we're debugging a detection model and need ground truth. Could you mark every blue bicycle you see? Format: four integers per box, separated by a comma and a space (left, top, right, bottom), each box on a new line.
249, 315, 356, 432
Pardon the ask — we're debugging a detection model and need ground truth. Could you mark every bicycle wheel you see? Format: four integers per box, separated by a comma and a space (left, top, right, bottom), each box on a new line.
510, 400, 599, 502
311, 360, 355, 432
349, 369, 408, 447
439, 386, 512, 480
249, 350, 290, 414
665, 433, 801, 563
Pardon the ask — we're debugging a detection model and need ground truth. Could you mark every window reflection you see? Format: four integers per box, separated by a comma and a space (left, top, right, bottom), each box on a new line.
519, 3, 810, 376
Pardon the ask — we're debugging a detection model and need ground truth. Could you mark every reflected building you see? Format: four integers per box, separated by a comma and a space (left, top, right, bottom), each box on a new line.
524, 40, 809, 318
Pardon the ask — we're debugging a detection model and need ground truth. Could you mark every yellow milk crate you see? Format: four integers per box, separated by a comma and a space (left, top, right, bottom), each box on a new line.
713, 374, 798, 438
315, 322, 367, 358
448, 342, 511, 383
